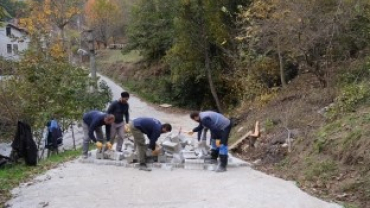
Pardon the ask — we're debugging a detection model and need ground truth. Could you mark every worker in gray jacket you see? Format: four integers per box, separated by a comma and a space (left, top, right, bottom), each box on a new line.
190, 111, 232, 172
82, 110, 115, 158
106, 92, 130, 152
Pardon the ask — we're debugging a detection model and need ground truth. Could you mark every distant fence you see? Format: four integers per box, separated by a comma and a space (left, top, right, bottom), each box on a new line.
108, 43, 127, 50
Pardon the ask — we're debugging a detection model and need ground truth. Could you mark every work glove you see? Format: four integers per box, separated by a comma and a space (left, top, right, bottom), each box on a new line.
124, 124, 131, 133
106, 142, 113, 150
187, 131, 194, 136
96, 141, 103, 150
216, 139, 221, 147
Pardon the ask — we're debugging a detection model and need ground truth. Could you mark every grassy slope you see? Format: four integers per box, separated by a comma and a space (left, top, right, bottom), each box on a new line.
230, 74, 369, 208
97, 50, 172, 104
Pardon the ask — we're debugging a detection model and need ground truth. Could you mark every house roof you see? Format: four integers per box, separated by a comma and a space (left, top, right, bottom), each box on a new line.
5, 23, 28, 34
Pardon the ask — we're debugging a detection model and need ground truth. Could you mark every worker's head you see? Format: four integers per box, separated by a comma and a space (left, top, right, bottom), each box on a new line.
120, 92, 130, 103
104, 114, 115, 124
190, 112, 200, 122
161, 123, 172, 133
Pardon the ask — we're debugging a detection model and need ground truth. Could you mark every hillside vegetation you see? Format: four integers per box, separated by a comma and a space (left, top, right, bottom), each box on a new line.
97, 0, 370, 207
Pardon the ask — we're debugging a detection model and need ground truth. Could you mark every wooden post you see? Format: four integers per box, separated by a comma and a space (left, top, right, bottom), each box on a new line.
71, 123, 76, 150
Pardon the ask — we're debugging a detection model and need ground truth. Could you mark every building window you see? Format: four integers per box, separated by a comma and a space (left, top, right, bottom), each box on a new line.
6, 26, 11, 37
13, 44, 19, 55
7, 44, 12, 54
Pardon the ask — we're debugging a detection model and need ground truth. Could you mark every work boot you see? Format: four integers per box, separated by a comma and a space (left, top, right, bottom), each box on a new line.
139, 163, 152, 171
204, 149, 218, 164
215, 155, 228, 172
82, 154, 88, 159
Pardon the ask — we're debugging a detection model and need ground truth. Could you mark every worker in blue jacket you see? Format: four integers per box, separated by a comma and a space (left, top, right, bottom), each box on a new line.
127, 117, 172, 171
82, 110, 115, 158
190, 111, 233, 172
106, 91, 130, 152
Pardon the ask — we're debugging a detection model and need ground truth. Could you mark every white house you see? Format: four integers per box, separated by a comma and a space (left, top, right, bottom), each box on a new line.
0, 23, 30, 60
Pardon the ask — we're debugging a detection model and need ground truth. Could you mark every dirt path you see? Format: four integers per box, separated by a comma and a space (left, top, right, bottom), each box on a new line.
6, 75, 342, 208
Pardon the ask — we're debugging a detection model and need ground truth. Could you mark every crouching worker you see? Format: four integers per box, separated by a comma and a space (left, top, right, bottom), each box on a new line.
190, 111, 232, 172
82, 110, 115, 158
126, 118, 172, 171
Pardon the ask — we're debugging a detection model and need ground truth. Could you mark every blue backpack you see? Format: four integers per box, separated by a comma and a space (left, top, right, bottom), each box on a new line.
45, 120, 63, 150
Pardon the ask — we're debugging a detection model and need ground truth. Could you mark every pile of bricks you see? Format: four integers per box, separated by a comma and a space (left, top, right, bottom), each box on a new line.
82, 133, 251, 170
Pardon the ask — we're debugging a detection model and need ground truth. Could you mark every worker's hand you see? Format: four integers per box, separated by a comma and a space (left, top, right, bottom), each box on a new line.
96, 141, 103, 150
152, 145, 161, 156
124, 124, 131, 133
152, 149, 160, 156
216, 139, 221, 147
106, 142, 113, 150
187, 131, 194, 136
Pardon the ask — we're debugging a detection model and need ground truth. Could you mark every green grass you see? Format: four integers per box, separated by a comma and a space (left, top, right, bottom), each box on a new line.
0, 149, 82, 206
304, 158, 338, 182
264, 118, 275, 133
342, 129, 362, 151
121, 50, 142, 63
343, 203, 360, 208
98, 50, 142, 65
123, 79, 166, 104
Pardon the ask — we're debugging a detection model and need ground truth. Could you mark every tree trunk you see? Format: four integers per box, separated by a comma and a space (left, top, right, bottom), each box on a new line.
277, 41, 287, 87
198, 0, 222, 113
314, 62, 327, 88
71, 123, 76, 150
60, 26, 65, 50
205, 42, 223, 113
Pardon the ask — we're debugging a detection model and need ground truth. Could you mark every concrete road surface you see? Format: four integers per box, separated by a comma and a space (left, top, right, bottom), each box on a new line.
6, 74, 342, 208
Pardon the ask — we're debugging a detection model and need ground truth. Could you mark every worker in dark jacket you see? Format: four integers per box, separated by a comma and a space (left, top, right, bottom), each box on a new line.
82, 110, 115, 158
127, 118, 172, 171
106, 92, 130, 152
190, 111, 232, 172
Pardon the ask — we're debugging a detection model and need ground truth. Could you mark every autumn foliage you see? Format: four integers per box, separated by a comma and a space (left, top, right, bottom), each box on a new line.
84, 0, 123, 47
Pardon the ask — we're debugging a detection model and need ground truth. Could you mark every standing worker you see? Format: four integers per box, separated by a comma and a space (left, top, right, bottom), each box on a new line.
126, 118, 172, 171
190, 111, 232, 172
82, 110, 115, 158
106, 92, 130, 152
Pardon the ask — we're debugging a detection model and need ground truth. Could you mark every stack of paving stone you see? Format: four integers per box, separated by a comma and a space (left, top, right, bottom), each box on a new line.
81, 133, 251, 170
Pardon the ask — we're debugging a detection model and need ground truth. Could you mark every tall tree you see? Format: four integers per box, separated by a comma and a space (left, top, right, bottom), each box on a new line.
19, 0, 84, 59
48, 0, 82, 47
239, 0, 370, 88
85, 0, 123, 47
166, 0, 249, 111
241, 0, 300, 87
0, 5, 10, 25
0, 0, 26, 19
2, 0, 112, 142
126, 0, 177, 60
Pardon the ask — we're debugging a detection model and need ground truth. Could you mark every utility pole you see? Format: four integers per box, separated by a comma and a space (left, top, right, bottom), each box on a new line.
86, 29, 97, 90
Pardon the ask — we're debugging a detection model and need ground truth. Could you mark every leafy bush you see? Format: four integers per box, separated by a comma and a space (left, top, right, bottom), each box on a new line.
333, 83, 370, 113
329, 60, 370, 116
0, 57, 111, 143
